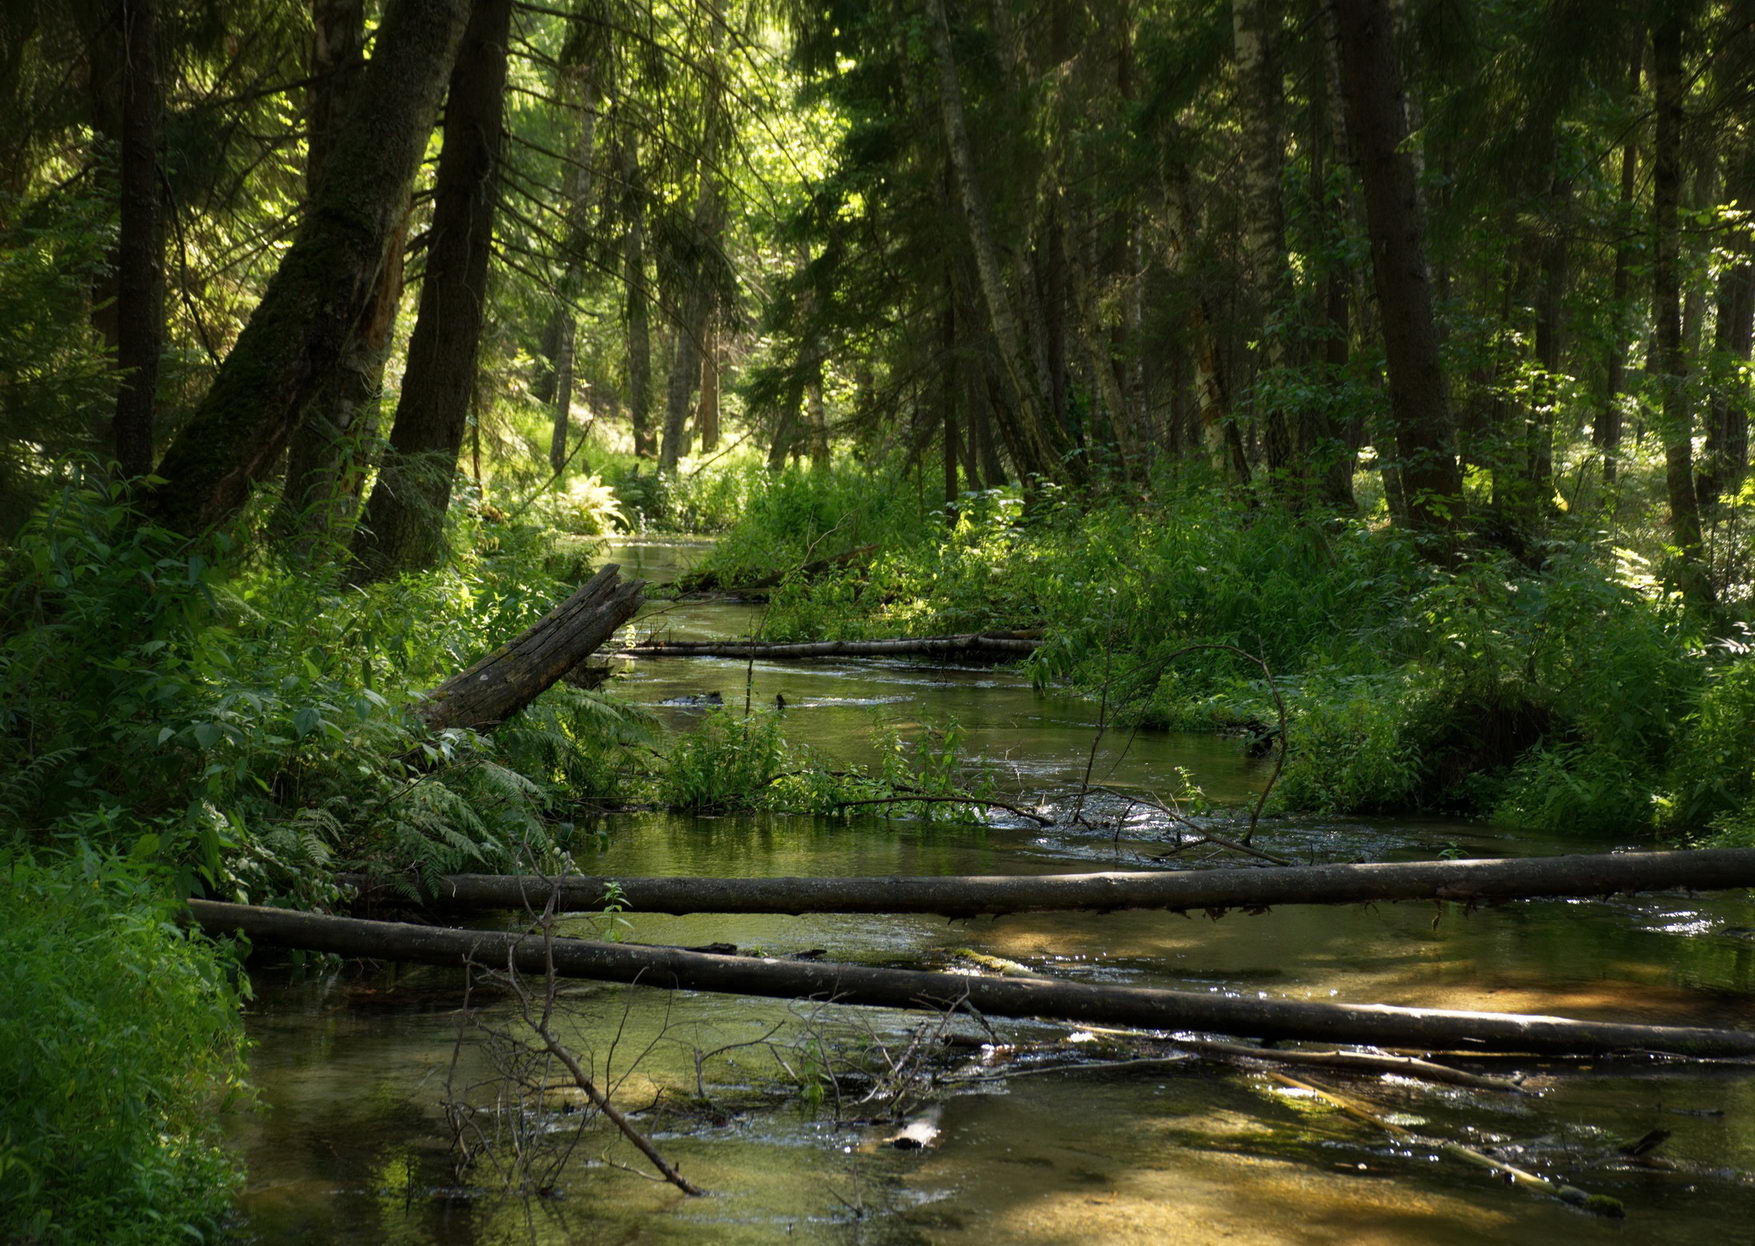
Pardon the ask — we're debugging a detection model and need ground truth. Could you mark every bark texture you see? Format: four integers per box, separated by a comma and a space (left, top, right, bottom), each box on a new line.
279, 0, 402, 549
351, 0, 512, 581
419, 564, 643, 733
1328, 0, 1463, 540
143, 0, 470, 534
113, 0, 161, 478
190, 900, 1755, 1057
1651, 11, 1714, 606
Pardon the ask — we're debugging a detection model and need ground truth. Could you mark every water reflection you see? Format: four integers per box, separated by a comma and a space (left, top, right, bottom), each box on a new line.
229, 542, 1755, 1244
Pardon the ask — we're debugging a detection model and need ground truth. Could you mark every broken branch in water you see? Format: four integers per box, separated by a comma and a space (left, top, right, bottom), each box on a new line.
1269, 1071, 1624, 1217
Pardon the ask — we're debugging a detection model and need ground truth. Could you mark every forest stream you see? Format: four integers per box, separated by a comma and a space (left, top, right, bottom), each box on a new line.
228, 541, 1755, 1244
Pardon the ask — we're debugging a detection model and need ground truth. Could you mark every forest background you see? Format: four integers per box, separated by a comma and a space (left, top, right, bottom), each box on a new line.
3, 0, 1755, 1237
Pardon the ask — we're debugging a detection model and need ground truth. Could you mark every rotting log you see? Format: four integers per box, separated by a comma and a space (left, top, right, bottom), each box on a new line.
620, 631, 1041, 660
418, 564, 643, 732
189, 900, 1755, 1057
349, 849, 1755, 919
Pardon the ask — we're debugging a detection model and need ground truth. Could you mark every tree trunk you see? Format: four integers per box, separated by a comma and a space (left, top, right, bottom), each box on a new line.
621, 135, 655, 459
659, 3, 726, 471
1164, 161, 1251, 485
547, 64, 600, 477
191, 900, 1755, 1058
1232, 0, 1294, 492
418, 564, 643, 733
350, 0, 512, 582
142, 0, 469, 535
925, 0, 1064, 478
1652, 12, 1715, 608
695, 316, 720, 453
113, 0, 161, 479
1703, 149, 1755, 505
1328, 0, 1463, 543
279, 0, 403, 550
1600, 52, 1641, 491
366, 848, 1755, 918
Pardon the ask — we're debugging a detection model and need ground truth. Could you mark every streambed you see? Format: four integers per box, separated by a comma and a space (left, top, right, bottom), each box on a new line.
229, 539, 1755, 1243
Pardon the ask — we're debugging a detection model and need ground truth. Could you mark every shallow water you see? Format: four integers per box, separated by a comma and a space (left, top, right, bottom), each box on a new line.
229, 541, 1755, 1243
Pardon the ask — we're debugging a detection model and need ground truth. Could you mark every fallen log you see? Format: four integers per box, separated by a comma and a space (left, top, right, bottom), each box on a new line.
620, 631, 1041, 660
189, 900, 1755, 1057
351, 848, 1755, 919
418, 564, 644, 732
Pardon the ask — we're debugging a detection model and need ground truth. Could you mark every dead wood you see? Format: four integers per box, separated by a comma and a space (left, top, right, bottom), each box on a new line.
190, 900, 1755, 1057
351, 848, 1755, 919
418, 564, 643, 732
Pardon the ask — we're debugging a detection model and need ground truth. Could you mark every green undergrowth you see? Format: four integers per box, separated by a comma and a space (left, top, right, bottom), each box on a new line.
0, 851, 249, 1244
696, 461, 1755, 839
659, 708, 989, 821
1, 469, 994, 910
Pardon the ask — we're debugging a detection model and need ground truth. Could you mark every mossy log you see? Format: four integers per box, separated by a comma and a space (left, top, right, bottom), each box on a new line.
188, 900, 1755, 1057
351, 848, 1755, 918
620, 630, 1041, 660
418, 564, 642, 732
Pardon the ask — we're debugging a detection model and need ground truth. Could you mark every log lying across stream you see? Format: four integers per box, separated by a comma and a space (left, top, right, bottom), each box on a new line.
348, 848, 1755, 919
189, 900, 1755, 1057
619, 630, 1042, 660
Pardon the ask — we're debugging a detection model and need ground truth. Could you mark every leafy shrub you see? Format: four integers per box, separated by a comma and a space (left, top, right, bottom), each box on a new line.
0, 853, 247, 1243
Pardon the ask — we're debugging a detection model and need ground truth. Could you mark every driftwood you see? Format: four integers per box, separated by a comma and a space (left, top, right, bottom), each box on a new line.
674, 542, 879, 594
189, 900, 1755, 1057
620, 630, 1042, 660
352, 848, 1755, 919
418, 564, 643, 732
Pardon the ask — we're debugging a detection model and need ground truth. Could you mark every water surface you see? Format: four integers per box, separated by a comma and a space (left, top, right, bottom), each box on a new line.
230, 540, 1755, 1243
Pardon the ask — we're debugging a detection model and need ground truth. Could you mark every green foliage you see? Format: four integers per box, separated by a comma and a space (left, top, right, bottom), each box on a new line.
0, 473, 653, 902
0, 852, 247, 1244
659, 708, 791, 812
700, 459, 1747, 834
655, 705, 989, 823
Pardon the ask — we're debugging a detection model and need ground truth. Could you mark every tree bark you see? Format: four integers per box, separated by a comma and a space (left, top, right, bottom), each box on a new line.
1652, 11, 1715, 608
658, 0, 726, 471
113, 0, 161, 480
351, 0, 512, 582
621, 134, 655, 459
190, 900, 1755, 1057
1702, 149, 1755, 505
1232, 0, 1294, 490
543, 61, 600, 475
142, 0, 470, 535
925, 0, 1066, 479
1328, 0, 1463, 542
360, 848, 1755, 918
1599, 52, 1640, 491
279, 0, 403, 551
696, 315, 720, 453
622, 631, 1041, 660
418, 564, 643, 733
